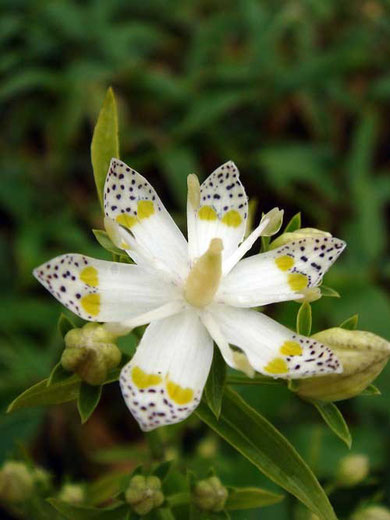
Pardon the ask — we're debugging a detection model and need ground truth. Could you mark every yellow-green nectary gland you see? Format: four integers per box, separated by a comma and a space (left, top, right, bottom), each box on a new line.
184, 238, 223, 307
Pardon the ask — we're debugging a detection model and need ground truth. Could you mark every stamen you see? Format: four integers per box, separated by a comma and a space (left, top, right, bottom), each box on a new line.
184, 238, 223, 307
187, 174, 200, 209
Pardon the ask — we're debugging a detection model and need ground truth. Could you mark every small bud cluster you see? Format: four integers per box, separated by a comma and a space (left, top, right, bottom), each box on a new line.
125, 475, 164, 516
193, 476, 228, 512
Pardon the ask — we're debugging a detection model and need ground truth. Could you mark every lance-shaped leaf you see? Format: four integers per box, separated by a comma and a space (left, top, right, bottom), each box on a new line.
225, 487, 284, 510
205, 346, 226, 419
91, 87, 119, 208
296, 302, 312, 337
196, 388, 338, 520
312, 401, 352, 449
78, 382, 103, 423
284, 212, 301, 233
58, 313, 76, 338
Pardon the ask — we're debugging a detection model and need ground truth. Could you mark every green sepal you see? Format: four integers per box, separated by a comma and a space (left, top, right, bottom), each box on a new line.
320, 285, 341, 298
339, 314, 359, 330
296, 302, 312, 336
205, 347, 227, 419
311, 400, 352, 449
360, 384, 381, 396
196, 388, 338, 520
58, 313, 76, 339
227, 374, 281, 386
91, 87, 119, 209
92, 229, 129, 259
284, 212, 301, 233
153, 460, 173, 482
47, 361, 72, 387
225, 486, 284, 510
77, 382, 103, 424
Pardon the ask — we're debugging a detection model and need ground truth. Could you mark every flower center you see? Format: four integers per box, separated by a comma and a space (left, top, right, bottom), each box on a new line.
184, 238, 223, 308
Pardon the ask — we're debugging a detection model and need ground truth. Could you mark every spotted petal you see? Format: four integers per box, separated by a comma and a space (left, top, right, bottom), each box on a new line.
189, 161, 248, 263
104, 159, 188, 280
33, 254, 180, 322
207, 304, 342, 378
120, 309, 213, 431
217, 236, 346, 307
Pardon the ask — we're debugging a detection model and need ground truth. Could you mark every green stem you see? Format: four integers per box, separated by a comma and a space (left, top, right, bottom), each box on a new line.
226, 375, 282, 386
145, 429, 165, 461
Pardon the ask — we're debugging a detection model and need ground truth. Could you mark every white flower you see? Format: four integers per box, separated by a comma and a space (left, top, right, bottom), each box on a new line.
34, 160, 345, 431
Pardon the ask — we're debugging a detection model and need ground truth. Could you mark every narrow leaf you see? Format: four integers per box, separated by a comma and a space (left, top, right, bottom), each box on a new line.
360, 384, 381, 396
339, 314, 359, 330
312, 401, 352, 449
320, 285, 340, 298
153, 460, 173, 482
77, 382, 102, 424
58, 313, 75, 338
225, 487, 284, 510
47, 362, 72, 387
296, 302, 312, 336
196, 388, 338, 520
48, 499, 129, 520
205, 347, 227, 419
284, 212, 301, 233
92, 229, 126, 257
91, 87, 119, 208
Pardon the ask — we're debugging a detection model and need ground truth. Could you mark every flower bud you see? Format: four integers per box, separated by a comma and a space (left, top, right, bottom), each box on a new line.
336, 454, 369, 487
295, 328, 390, 401
58, 483, 85, 504
260, 208, 284, 237
62, 323, 121, 385
0, 461, 34, 503
125, 475, 164, 516
193, 476, 228, 512
352, 506, 390, 520
32, 466, 52, 494
270, 228, 332, 250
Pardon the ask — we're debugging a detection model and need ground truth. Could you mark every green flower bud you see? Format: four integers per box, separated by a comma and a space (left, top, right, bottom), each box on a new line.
32, 466, 52, 494
0, 462, 34, 503
352, 506, 390, 520
125, 475, 164, 516
295, 328, 390, 402
336, 454, 369, 487
58, 483, 85, 505
193, 476, 228, 512
61, 323, 121, 385
270, 228, 332, 250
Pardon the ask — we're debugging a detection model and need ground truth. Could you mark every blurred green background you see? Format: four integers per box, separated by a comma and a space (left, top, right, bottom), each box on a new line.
1, 0, 390, 518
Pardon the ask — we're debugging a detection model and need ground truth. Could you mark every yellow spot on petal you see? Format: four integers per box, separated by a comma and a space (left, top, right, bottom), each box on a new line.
280, 340, 303, 356
198, 205, 218, 221
80, 293, 100, 316
116, 214, 137, 229
221, 209, 242, 228
264, 358, 289, 375
167, 380, 194, 405
137, 200, 155, 219
288, 273, 308, 291
132, 366, 162, 389
275, 255, 294, 271
80, 266, 99, 287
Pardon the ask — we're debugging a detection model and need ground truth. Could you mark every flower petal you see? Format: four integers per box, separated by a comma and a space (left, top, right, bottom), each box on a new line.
189, 161, 248, 263
209, 304, 342, 378
104, 159, 188, 280
120, 309, 213, 431
218, 236, 346, 307
33, 254, 179, 322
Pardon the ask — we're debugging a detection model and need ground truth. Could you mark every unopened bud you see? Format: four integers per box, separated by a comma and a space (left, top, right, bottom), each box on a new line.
260, 208, 284, 237
0, 462, 34, 503
295, 328, 390, 401
193, 476, 228, 512
62, 323, 121, 385
270, 228, 332, 250
58, 483, 85, 504
352, 505, 390, 520
125, 475, 164, 516
336, 454, 369, 487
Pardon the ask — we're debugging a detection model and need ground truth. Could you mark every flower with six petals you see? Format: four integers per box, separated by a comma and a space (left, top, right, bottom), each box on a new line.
34, 160, 345, 431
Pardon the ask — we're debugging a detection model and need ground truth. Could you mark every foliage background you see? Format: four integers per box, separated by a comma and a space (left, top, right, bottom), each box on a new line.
1, 0, 390, 518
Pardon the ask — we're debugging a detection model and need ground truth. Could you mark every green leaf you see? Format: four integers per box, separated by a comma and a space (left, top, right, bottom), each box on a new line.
225, 487, 284, 510
48, 499, 129, 519
196, 388, 338, 520
91, 87, 119, 209
205, 347, 227, 419
360, 384, 381, 396
284, 212, 301, 233
77, 382, 102, 424
92, 229, 126, 257
58, 313, 75, 338
339, 314, 359, 330
296, 302, 312, 336
320, 285, 340, 298
47, 362, 72, 387
226, 374, 281, 386
153, 460, 173, 482
312, 401, 352, 449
